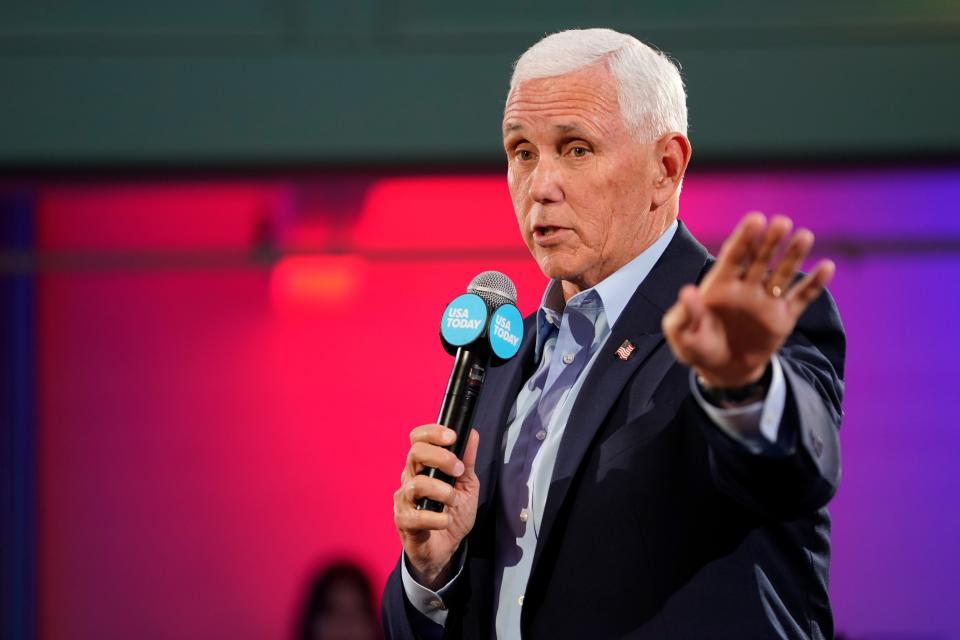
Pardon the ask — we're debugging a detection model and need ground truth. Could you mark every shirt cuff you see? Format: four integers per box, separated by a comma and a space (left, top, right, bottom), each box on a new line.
400, 543, 467, 626
689, 356, 787, 454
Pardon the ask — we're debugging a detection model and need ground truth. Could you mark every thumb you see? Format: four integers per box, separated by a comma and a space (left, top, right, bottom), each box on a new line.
662, 284, 702, 338
678, 284, 705, 332
461, 429, 480, 476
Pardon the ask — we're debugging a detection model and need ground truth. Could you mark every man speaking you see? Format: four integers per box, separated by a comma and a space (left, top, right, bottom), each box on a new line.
383, 28, 844, 639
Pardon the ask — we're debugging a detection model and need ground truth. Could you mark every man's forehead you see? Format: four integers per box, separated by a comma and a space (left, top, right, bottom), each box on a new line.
502, 69, 620, 137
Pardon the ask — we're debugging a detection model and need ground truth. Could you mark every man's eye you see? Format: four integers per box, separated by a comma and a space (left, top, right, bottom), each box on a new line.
570, 146, 589, 158
515, 149, 533, 161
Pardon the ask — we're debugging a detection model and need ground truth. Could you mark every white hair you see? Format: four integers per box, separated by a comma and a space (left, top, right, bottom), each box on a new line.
509, 28, 688, 143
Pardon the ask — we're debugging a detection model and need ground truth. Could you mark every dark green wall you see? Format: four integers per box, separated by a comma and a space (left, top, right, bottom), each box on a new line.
1, 1, 958, 167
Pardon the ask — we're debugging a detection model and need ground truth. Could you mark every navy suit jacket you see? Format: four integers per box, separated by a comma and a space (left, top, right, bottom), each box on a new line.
383, 222, 845, 639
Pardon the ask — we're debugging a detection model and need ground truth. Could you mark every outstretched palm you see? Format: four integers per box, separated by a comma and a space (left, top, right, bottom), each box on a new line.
663, 213, 835, 388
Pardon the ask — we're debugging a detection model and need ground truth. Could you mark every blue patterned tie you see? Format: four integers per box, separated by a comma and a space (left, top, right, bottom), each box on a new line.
497, 292, 601, 561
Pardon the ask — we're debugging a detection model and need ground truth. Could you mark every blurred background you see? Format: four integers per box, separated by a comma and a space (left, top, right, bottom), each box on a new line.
1, 2, 959, 639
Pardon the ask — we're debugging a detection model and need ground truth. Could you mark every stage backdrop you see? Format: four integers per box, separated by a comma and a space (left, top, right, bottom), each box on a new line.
35, 166, 960, 639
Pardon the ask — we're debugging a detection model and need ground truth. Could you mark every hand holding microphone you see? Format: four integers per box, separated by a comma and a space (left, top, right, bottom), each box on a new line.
393, 271, 523, 590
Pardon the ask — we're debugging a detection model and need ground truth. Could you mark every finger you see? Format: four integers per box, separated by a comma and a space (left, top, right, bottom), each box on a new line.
786, 259, 835, 318
403, 424, 457, 483
661, 284, 695, 339
395, 502, 451, 532
710, 212, 766, 281
678, 284, 706, 331
407, 441, 465, 478
410, 423, 457, 447
461, 429, 480, 476
662, 302, 687, 343
767, 228, 814, 294
662, 286, 708, 366
403, 475, 458, 508
744, 215, 792, 283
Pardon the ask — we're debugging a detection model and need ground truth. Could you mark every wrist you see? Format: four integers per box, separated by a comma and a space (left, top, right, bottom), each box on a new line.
696, 361, 772, 407
694, 359, 768, 390
408, 554, 455, 591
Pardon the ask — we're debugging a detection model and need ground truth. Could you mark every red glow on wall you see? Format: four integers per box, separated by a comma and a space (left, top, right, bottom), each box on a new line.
351, 175, 520, 250
36, 169, 960, 639
37, 183, 291, 251
270, 256, 365, 310
35, 176, 542, 640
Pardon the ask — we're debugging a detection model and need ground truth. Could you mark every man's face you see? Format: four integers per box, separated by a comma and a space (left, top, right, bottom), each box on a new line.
502, 64, 664, 294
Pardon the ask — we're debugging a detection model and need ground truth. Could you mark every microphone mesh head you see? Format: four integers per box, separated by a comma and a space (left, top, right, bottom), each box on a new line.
467, 271, 517, 308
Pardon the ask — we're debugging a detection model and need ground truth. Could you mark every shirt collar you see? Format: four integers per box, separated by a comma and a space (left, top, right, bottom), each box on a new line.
534, 219, 678, 358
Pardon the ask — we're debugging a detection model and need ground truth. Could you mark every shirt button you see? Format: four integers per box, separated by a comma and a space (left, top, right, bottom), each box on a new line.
518, 595, 525, 606
535, 430, 547, 441
562, 353, 574, 364
429, 598, 444, 610
519, 508, 529, 523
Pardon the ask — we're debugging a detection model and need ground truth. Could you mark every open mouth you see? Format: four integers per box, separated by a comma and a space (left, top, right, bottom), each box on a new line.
532, 225, 570, 245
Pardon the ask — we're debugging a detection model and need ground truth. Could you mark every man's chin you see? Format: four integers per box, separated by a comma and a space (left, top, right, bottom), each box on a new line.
535, 257, 583, 283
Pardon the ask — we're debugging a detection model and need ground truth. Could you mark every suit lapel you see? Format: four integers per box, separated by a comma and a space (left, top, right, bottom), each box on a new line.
528, 221, 711, 584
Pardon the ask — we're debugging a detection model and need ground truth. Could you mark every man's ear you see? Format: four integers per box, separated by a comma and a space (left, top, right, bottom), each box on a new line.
652, 133, 692, 207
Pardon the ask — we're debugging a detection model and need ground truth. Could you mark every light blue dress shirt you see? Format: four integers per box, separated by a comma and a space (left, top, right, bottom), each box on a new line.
402, 220, 787, 637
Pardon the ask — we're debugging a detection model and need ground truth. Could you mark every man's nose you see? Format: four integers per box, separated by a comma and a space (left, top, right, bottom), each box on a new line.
528, 156, 563, 205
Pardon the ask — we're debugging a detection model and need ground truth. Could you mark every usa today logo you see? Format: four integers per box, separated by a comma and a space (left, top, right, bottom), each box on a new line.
488, 304, 523, 359
440, 293, 488, 346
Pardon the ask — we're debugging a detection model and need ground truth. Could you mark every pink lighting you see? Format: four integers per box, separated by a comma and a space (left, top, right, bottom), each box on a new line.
270, 255, 365, 309
32, 168, 960, 639
352, 175, 520, 250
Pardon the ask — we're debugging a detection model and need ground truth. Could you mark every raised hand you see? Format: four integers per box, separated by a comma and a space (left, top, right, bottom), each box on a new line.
662, 213, 835, 389
393, 424, 480, 590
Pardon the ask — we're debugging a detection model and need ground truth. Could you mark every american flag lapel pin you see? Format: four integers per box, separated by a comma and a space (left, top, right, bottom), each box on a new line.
615, 339, 636, 361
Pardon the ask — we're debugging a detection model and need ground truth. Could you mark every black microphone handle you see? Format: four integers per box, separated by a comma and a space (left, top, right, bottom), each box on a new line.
416, 344, 489, 513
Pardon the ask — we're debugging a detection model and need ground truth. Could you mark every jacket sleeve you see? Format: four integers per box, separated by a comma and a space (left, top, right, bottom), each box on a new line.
695, 287, 846, 519
383, 557, 450, 640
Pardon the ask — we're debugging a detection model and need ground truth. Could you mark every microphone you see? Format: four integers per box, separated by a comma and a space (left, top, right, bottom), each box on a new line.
416, 271, 524, 513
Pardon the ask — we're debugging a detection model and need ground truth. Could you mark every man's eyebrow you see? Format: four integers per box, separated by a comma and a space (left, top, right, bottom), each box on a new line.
503, 122, 591, 136
554, 123, 588, 135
